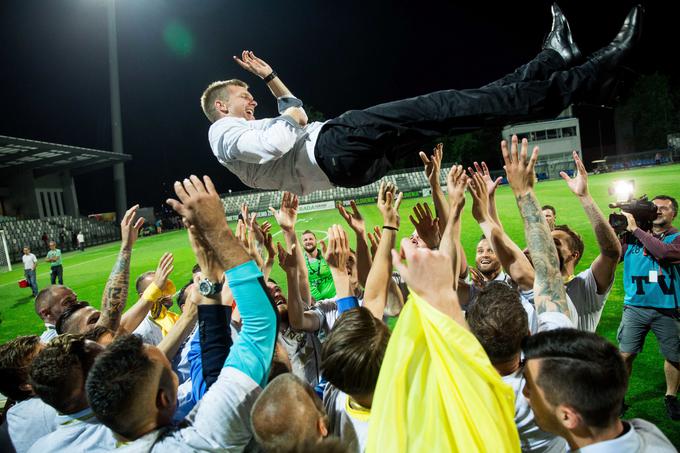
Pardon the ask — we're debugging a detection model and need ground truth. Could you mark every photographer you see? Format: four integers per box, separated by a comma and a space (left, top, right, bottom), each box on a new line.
617, 195, 680, 420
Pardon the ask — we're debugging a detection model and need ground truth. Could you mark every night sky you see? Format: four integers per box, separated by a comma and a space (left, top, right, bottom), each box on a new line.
0, 0, 675, 215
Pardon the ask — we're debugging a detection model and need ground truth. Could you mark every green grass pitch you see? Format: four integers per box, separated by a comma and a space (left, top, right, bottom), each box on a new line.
1, 164, 679, 445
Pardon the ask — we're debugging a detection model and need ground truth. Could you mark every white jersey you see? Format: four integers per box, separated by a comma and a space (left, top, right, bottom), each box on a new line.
324, 385, 369, 453
114, 367, 259, 452
39, 325, 57, 344
566, 267, 612, 333
4, 397, 57, 453
132, 315, 163, 346
27, 407, 116, 453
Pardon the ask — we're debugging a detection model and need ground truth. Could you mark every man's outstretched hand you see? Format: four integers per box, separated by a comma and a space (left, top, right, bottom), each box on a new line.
166, 175, 227, 234
120, 205, 145, 251
502, 135, 539, 197
560, 150, 589, 198
233, 50, 273, 79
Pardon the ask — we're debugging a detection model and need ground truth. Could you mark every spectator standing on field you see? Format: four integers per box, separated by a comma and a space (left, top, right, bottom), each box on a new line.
22, 246, 39, 297
77, 231, 85, 252
45, 241, 63, 285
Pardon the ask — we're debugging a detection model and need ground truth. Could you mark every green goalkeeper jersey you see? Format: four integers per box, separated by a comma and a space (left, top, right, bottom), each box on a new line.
305, 251, 336, 301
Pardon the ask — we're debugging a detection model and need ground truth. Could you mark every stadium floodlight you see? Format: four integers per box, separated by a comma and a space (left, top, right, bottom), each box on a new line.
610, 179, 635, 202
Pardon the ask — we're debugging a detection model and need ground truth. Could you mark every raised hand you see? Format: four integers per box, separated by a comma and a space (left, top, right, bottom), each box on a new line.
468, 267, 487, 289
276, 242, 298, 272
120, 205, 145, 250
377, 181, 403, 229
501, 135, 539, 197
186, 221, 223, 281
233, 50, 273, 79
166, 175, 228, 235
419, 143, 443, 187
152, 253, 175, 291
560, 150, 589, 198
367, 226, 382, 258
468, 172, 490, 223
409, 202, 440, 249
324, 225, 350, 271
469, 161, 502, 197
446, 165, 468, 211
269, 192, 298, 232
337, 200, 366, 235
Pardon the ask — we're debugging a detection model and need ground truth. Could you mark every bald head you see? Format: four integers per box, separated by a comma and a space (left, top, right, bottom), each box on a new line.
35, 285, 77, 324
251, 373, 328, 452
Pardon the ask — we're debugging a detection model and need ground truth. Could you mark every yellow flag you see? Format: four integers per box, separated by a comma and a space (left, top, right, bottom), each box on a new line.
366, 292, 520, 453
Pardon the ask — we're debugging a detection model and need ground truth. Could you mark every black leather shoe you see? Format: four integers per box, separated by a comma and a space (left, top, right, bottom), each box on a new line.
589, 5, 643, 67
543, 3, 582, 66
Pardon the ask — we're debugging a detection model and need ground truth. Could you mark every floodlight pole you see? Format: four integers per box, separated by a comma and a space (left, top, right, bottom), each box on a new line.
108, 0, 128, 222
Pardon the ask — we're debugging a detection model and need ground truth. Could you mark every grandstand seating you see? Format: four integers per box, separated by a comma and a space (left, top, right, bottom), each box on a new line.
0, 215, 118, 263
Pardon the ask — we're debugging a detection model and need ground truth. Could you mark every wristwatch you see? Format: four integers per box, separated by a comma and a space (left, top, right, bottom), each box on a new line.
198, 278, 223, 297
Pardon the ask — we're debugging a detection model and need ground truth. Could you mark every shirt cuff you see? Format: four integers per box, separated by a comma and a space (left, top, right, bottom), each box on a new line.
277, 95, 303, 114
336, 296, 359, 314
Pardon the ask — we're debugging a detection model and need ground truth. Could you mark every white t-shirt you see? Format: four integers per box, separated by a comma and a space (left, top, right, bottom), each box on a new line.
566, 267, 612, 333
324, 385, 370, 453
5, 397, 57, 453
311, 298, 341, 335
115, 367, 260, 452
132, 315, 163, 346
77, 233, 84, 243
209, 116, 332, 195
40, 325, 57, 344
22, 254, 37, 270
278, 328, 322, 387
27, 407, 116, 453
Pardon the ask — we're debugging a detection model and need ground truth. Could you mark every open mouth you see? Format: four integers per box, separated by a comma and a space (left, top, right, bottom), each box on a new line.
245, 109, 254, 118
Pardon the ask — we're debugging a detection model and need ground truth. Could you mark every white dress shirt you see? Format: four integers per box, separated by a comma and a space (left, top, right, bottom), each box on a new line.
208, 115, 333, 195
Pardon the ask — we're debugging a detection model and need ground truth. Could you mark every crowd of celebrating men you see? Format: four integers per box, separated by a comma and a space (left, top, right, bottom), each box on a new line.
0, 135, 677, 452
1, 2, 679, 450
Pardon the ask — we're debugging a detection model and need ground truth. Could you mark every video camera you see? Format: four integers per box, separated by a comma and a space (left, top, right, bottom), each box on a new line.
607, 180, 658, 236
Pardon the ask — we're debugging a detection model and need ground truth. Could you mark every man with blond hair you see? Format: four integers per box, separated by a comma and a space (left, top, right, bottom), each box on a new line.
201, 6, 640, 194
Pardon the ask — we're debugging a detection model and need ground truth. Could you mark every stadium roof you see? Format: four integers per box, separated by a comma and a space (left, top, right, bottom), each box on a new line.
0, 135, 131, 177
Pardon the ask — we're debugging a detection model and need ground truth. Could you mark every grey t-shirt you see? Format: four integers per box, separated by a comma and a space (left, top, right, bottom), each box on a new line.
566, 267, 612, 333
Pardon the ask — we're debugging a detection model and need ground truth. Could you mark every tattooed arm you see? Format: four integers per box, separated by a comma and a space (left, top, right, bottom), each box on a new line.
503, 136, 568, 316
560, 151, 621, 293
96, 205, 145, 332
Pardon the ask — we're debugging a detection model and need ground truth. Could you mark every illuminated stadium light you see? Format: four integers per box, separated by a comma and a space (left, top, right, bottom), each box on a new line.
611, 179, 635, 202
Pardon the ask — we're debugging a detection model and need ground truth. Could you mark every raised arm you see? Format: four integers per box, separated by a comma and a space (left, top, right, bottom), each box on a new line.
158, 293, 197, 360
364, 182, 403, 319
503, 136, 568, 316
469, 161, 503, 227
96, 205, 144, 332
439, 165, 468, 287
468, 170, 535, 291
337, 200, 371, 288
120, 252, 175, 334
167, 175, 276, 387
269, 192, 312, 305
560, 151, 621, 292
233, 50, 307, 126
277, 242, 321, 332
323, 225, 353, 300
420, 143, 448, 233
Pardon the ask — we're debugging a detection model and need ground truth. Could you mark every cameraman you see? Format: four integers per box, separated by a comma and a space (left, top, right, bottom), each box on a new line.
618, 195, 680, 420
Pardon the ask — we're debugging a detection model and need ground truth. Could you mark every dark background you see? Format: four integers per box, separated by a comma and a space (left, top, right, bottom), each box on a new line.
0, 0, 676, 214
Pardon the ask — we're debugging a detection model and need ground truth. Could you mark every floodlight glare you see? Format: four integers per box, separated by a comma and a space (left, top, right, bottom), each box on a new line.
611, 180, 635, 202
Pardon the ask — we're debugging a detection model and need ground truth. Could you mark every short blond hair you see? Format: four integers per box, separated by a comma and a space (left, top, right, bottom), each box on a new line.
200, 79, 249, 123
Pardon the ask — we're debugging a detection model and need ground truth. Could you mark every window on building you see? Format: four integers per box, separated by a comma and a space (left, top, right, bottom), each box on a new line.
546, 128, 559, 139
562, 126, 577, 137
534, 130, 547, 141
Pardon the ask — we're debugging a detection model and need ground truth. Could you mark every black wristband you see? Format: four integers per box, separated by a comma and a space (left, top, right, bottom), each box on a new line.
263, 71, 278, 83
383, 225, 398, 231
